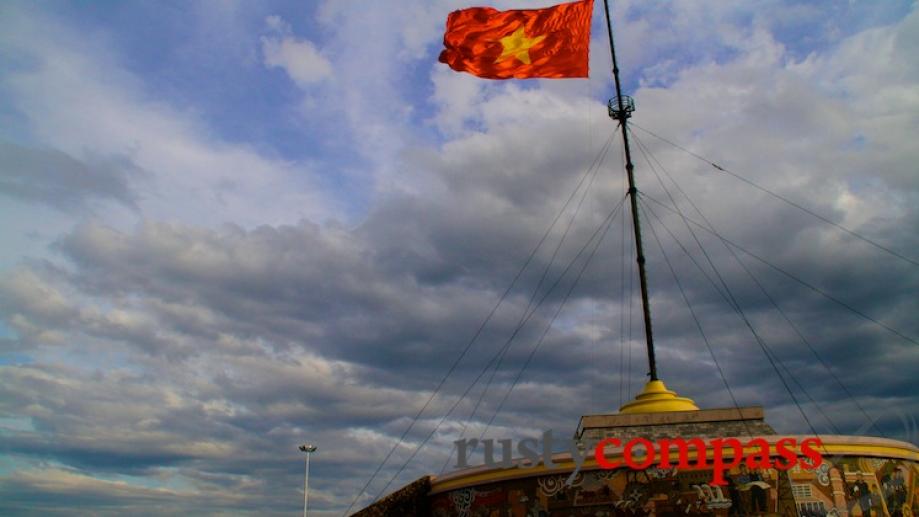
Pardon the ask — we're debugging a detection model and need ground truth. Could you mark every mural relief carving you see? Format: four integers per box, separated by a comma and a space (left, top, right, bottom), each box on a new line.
431, 456, 917, 516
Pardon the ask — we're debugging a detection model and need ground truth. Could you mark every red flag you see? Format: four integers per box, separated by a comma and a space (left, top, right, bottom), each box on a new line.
438, 0, 593, 79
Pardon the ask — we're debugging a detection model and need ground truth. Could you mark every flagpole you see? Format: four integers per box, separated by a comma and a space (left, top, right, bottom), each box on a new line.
602, 0, 658, 381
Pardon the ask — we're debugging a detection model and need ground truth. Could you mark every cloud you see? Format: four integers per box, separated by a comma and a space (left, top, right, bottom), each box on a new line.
1, 1, 918, 515
0, 5, 334, 231
261, 16, 333, 86
0, 141, 139, 212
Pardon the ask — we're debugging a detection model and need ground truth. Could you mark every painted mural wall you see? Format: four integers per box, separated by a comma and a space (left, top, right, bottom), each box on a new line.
431, 457, 917, 516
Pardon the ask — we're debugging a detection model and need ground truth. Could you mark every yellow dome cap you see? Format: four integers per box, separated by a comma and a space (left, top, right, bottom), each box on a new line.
619, 379, 699, 414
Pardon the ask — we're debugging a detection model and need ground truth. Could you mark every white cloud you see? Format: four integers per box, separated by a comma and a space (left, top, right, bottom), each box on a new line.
0, 7, 334, 233
261, 15, 332, 86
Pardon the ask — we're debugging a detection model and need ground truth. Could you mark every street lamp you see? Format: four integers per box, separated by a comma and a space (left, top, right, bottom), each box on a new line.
299, 444, 317, 517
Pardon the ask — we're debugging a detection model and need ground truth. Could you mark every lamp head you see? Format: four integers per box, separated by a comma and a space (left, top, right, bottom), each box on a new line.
299, 444, 317, 453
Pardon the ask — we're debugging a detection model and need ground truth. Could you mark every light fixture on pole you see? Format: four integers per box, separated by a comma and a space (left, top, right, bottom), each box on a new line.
299, 444, 317, 517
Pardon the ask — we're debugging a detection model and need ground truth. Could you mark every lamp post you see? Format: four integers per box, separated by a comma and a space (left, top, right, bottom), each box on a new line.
299, 444, 317, 517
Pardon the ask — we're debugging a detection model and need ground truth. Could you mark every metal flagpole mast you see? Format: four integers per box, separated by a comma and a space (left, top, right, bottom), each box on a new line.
305, 451, 310, 517
300, 444, 317, 517
602, 0, 659, 381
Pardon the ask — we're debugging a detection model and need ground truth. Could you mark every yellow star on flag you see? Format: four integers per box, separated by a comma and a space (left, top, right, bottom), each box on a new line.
496, 26, 546, 65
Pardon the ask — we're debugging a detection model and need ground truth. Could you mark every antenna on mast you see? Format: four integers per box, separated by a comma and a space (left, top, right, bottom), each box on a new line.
602, 0, 658, 381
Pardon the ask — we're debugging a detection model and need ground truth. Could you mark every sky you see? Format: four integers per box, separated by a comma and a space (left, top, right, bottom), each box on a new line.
1, 0, 918, 514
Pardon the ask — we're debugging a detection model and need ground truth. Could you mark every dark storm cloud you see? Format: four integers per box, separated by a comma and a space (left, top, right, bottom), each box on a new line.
2, 3, 918, 516
3, 109, 917, 513
3, 88, 916, 507
0, 141, 139, 211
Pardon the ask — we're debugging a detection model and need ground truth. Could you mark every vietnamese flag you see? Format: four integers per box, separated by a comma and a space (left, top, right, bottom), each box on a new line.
438, 0, 593, 79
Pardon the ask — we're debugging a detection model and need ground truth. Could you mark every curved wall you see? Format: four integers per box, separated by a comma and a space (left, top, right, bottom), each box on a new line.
430, 436, 918, 516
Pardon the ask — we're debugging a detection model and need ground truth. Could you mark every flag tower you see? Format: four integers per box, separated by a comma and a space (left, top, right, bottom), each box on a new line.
600, 0, 699, 412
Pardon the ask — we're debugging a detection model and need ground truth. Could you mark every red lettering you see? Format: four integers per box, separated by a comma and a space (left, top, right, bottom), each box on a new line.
657, 437, 708, 469
744, 437, 772, 469
594, 438, 621, 469
774, 438, 798, 470
624, 438, 655, 469
589, 434, 821, 485
799, 438, 823, 470
711, 438, 743, 485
